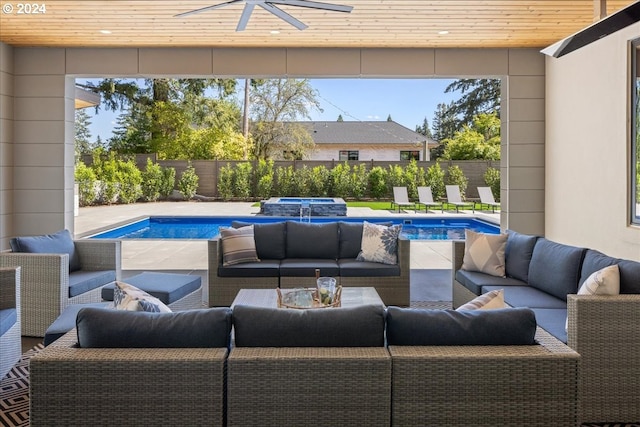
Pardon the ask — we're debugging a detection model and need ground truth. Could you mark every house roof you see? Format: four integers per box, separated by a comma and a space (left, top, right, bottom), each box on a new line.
291, 121, 437, 146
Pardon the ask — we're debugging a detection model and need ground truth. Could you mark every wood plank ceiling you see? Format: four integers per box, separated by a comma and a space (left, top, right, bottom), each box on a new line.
0, 1, 636, 49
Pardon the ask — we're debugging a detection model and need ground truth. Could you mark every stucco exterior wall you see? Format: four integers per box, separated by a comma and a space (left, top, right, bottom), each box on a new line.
308, 145, 424, 161
545, 23, 640, 260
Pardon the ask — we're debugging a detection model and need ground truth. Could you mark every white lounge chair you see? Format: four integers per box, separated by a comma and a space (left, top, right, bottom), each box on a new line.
476, 186, 500, 213
444, 185, 473, 213
391, 187, 415, 212
416, 186, 443, 213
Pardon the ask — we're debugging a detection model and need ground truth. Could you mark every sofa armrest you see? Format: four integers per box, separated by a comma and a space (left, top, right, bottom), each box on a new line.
567, 294, 640, 422
451, 240, 465, 272
208, 238, 221, 277
74, 239, 121, 277
30, 329, 228, 426
397, 236, 410, 275
0, 267, 20, 312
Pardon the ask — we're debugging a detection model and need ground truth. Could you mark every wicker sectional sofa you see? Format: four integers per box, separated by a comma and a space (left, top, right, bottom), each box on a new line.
208, 220, 410, 307
29, 304, 579, 427
452, 230, 640, 424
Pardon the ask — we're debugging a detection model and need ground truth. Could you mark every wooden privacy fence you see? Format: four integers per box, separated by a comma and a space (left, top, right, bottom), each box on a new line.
127, 155, 499, 200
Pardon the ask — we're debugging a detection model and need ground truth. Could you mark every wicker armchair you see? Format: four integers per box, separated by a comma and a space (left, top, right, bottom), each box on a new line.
568, 294, 640, 423
0, 267, 20, 379
389, 327, 580, 427
29, 330, 228, 427
0, 239, 121, 337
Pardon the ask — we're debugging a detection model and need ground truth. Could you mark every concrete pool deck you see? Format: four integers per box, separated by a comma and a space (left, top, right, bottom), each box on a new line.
74, 201, 500, 303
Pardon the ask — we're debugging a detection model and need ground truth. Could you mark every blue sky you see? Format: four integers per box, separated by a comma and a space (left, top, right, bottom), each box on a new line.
78, 78, 459, 142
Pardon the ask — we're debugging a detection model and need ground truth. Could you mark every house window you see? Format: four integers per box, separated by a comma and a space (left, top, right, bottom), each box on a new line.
400, 151, 420, 161
631, 40, 640, 225
339, 150, 359, 161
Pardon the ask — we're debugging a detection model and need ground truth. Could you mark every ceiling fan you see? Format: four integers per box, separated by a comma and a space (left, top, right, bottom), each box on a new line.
175, 0, 353, 32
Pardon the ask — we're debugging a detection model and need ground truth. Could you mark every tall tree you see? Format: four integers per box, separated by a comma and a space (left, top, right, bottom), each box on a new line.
431, 102, 459, 142
387, 114, 393, 121
250, 79, 322, 159
337, 114, 344, 121
74, 109, 92, 156
445, 78, 501, 126
415, 117, 434, 139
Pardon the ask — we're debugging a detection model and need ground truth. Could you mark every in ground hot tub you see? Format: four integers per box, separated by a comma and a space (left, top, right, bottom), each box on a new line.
261, 197, 347, 216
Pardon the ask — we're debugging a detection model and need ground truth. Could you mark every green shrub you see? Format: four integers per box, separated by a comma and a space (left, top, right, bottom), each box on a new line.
368, 166, 388, 199
483, 167, 501, 200
178, 164, 199, 200
308, 165, 330, 197
445, 165, 468, 199
255, 159, 274, 199
93, 152, 119, 204
117, 159, 143, 204
330, 163, 351, 198
274, 165, 295, 196
350, 164, 368, 200
425, 162, 446, 200
387, 164, 406, 193
218, 164, 234, 200
404, 160, 426, 199
75, 162, 97, 206
159, 166, 176, 199
234, 162, 253, 199
141, 159, 163, 202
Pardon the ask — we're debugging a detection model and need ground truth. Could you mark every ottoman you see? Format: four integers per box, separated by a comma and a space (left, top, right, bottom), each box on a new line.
102, 272, 203, 311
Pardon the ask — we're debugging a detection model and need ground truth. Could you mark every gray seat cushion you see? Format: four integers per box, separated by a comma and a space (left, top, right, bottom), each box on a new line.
69, 270, 116, 298
530, 308, 568, 344
44, 302, 112, 346
386, 307, 537, 346
286, 221, 339, 259
528, 238, 586, 301
505, 230, 538, 282
218, 260, 281, 278
338, 259, 400, 277
482, 285, 567, 309
279, 259, 340, 277
232, 221, 286, 259
0, 308, 17, 337
10, 229, 81, 272
76, 307, 232, 348
455, 269, 526, 295
232, 304, 385, 347
102, 272, 201, 304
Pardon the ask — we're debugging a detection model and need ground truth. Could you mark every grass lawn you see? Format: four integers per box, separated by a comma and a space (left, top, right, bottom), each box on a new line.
251, 200, 393, 210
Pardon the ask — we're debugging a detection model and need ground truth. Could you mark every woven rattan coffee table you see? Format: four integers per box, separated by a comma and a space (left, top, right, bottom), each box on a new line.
231, 287, 385, 308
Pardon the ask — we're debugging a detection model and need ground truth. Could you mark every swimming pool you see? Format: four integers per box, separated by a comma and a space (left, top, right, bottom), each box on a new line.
88, 216, 500, 240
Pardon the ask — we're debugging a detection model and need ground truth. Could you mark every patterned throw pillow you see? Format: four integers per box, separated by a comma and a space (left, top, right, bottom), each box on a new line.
566, 265, 620, 332
220, 225, 260, 266
113, 281, 172, 313
461, 229, 508, 277
356, 221, 402, 265
456, 289, 505, 310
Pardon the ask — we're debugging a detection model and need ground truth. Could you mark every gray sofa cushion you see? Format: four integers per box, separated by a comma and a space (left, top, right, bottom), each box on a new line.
286, 221, 339, 259
338, 259, 400, 277
217, 260, 281, 278
338, 222, 364, 259
482, 285, 567, 309
580, 249, 640, 294
386, 307, 537, 346
233, 304, 385, 347
455, 269, 527, 295
0, 308, 17, 337
505, 230, 538, 282
279, 259, 340, 277
77, 307, 232, 348
528, 238, 586, 301
530, 308, 568, 344
69, 270, 116, 298
10, 229, 81, 273
232, 221, 286, 260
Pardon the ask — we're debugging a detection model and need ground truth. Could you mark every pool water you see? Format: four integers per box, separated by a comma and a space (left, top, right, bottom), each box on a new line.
88, 216, 500, 240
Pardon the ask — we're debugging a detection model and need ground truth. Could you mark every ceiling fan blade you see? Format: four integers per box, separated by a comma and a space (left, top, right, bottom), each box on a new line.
258, 2, 308, 30
174, 0, 242, 18
268, 0, 352, 13
236, 3, 255, 31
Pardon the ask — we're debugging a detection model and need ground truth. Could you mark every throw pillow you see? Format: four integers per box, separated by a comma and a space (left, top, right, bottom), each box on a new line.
456, 289, 505, 310
566, 264, 620, 332
356, 221, 402, 265
113, 281, 171, 313
461, 229, 508, 277
220, 225, 260, 266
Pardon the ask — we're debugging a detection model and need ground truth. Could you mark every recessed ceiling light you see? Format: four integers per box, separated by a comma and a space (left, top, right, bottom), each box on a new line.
99, 30, 112, 34
270, 30, 280, 35
438, 30, 449, 35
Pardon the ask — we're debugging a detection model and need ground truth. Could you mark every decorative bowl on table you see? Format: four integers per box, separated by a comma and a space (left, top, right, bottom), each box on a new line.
276, 286, 342, 309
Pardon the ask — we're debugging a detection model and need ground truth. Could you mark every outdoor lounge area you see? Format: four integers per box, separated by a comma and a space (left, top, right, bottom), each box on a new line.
2, 1, 640, 426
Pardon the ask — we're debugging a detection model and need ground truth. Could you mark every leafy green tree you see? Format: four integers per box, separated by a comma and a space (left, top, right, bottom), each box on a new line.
75, 109, 92, 156
250, 79, 322, 159
387, 114, 393, 122
445, 79, 501, 126
441, 112, 501, 160
337, 114, 344, 122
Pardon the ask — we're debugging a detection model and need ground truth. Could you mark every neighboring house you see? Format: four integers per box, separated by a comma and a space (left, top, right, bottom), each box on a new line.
289, 121, 438, 161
